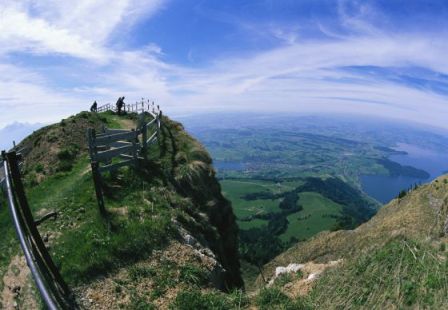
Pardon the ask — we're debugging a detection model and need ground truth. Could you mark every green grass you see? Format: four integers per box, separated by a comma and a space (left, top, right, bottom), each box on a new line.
48, 166, 175, 285
95, 111, 125, 129
0, 112, 175, 288
256, 287, 310, 310
116, 259, 213, 306
2, 151, 175, 287
26, 157, 91, 210
170, 289, 248, 310
311, 237, 448, 308
280, 192, 343, 242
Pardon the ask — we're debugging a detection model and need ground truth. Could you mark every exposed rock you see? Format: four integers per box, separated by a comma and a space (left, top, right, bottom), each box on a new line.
275, 263, 304, 277
269, 259, 342, 295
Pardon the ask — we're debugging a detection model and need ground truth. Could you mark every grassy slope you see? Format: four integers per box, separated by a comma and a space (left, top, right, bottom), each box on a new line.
261, 175, 448, 309
0, 111, 244, 308
311, 237, 448, 308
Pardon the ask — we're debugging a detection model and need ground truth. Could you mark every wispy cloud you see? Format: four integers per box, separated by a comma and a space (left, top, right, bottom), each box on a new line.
0, 0, 165, 60
1, 0, 448, 130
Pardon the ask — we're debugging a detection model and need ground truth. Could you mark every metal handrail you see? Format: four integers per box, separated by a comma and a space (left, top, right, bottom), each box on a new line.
0, 161, 4, 189
2, 152, 76, 309
3, 157, 59, 310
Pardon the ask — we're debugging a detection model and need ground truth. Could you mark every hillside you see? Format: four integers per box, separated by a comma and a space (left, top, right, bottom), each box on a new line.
259, 174, 448, 308
2, 111, 447, 309
0, 111, 243, 309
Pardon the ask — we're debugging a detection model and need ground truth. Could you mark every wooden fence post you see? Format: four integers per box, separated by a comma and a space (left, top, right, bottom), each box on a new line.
131, 129, 138, 166
141, 122, 147, 157
87, 129, 106, 216
91, 161, 106, 216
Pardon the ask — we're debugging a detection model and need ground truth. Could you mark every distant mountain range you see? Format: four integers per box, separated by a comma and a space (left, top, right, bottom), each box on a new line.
0, 122, 44, 151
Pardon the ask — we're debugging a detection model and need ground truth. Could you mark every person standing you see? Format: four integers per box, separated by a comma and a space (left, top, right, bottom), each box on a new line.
90, 101, 98, 112
116, 96, 125, 115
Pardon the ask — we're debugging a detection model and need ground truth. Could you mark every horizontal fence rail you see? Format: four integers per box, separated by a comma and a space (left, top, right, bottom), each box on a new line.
87, 110, 162, 214
95, 98, 159, 115
1, 151, 77, 310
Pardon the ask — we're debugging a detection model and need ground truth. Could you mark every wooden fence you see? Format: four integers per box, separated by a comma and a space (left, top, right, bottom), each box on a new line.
0, 103, 161, 308
87, 110, 162, 213
96, 99, 159, 114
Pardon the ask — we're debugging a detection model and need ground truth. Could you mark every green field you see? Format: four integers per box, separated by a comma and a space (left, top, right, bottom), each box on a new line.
221, 179, 301, 220
237, 218, 268, 229
280, 192, 343, 242
221, 179, 344, 240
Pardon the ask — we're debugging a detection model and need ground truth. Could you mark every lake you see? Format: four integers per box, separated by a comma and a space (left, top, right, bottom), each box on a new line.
361, 143, 448, 204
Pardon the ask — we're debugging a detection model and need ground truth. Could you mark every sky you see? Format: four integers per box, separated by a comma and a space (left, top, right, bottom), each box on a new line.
1, 0, 448, 129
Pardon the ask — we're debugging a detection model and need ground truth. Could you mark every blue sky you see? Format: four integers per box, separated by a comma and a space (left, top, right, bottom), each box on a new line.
1, 0, 448, 129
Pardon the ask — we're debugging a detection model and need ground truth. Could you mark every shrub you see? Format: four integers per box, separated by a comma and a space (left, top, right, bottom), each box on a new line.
56, 144, 80, 172
227, 289, 249, 308
25, 173, 39, 187
274, 273, 294, 287
256, 287, 291, 309
56, 161, 73, 172
130, 298, 155, 310
128, 266, 156, 281
35, 164, 44, 173
179, 264, 209, 286
47, 134, 58, 143
398, 190, 407, 199
57, 144, 79, 161
170, 290, 231, 310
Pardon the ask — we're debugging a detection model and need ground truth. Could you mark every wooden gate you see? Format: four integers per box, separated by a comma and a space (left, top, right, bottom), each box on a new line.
87, 111, 162, 214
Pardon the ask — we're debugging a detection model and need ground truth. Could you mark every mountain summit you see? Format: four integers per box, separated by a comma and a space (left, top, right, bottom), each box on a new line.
0, 111, 243, 309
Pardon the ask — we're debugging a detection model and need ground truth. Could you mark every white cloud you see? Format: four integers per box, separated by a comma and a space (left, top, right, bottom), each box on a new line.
0, 64, 87, 126
0, 7, 106, 60
0, 0, 166, 60
1, 0, 448, 131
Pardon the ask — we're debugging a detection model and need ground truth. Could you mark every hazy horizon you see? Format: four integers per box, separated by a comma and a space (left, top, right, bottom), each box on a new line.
3, 110, 448, 152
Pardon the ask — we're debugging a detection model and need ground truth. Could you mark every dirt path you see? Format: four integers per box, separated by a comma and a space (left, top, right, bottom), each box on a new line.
117, 119, 136, 130
1, 256, 37, 309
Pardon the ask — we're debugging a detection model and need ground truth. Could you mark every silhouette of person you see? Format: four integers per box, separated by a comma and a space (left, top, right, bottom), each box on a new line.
116, 96, 125, 115
90, 101, 98, 112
